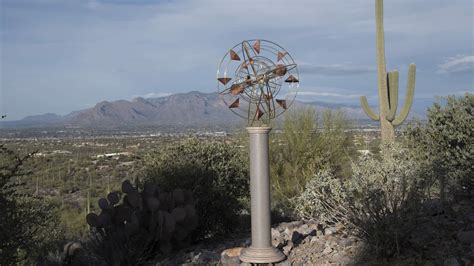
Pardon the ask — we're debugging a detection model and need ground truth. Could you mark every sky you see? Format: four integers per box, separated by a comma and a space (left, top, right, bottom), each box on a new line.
1, 0, 473, 120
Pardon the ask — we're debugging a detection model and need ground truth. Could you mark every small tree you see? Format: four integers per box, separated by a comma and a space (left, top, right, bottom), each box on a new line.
0, 145, 64, 264
270, 107, 355, 214
404, 93, 473, 200
143, 139, 249, 239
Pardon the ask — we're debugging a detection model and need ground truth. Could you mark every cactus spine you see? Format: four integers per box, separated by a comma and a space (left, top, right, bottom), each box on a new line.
360, 0, 416, 142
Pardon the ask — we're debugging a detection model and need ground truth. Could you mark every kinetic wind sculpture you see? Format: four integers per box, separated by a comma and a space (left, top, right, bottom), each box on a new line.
217, 40, 299, 263
217, 39, 299, 126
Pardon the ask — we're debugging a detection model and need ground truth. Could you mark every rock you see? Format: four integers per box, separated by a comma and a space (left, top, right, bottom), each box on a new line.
284, 227, 292, 236
288, 220, 304, 229
273, 237, 288, 249
330, 252, 351, 264
322, 244, 333, 255
283, 244, 293, 256
457, 231, 474, 244
443, 257, 460, 266
297, 224, 317, 237
220, 254, 241, 265
291, 230, 304, 245
340, 237, 355, 248
221, 247, 242, 257
310, 236, 325, 246
272, 228, 281, 238
324, 227, 335, 235
192, 249, 219, 264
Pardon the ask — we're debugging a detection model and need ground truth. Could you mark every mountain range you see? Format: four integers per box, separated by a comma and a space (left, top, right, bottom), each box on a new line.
1, 91, 425, 128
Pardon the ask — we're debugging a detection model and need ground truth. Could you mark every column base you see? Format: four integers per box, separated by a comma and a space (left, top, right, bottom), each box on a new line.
239, 246, 286, 264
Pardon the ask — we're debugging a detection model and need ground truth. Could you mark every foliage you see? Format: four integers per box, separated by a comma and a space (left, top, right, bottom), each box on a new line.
295, 143, 426, 257
143, 139, 249, 239
404, 93, 473, 200
346, 143, 425, 257
270, 107, 355, 214
293, 169, 349, 224
0, 145, 64, 264
82, 180, 198, 265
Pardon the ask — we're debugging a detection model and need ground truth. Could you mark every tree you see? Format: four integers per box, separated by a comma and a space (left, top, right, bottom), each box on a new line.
270, 107, 355, 214
143, 139, 249, 239
0, 145, 64, 264
404, 93, 473, 200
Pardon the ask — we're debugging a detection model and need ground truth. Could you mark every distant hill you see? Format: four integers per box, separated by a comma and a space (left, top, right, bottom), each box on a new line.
0, 91, 425, 128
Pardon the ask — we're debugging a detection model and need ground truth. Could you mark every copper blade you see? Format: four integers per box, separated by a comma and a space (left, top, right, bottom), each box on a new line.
273, 64, 287, 76
285, 75, 299, 83
277, 52, 287, 62
229, 84, 245, 95
253, 40, 261, 54
230, 49, 240, 61
276, 99, 287, 109
218, 77, 232, 85
256, 106, 265, 120
229, 98, 240, 108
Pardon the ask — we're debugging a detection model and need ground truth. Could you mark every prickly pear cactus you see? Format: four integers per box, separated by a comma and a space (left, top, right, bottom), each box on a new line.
86, 180, 198, 264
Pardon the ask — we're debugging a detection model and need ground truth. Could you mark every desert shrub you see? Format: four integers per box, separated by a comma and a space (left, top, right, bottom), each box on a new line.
0, 145, 64, 264
295, 143, 426, 257
346, 143, 425, 257
270, 107, 355, 214
293, 169, 349, 224
82, 180, 198, 265
143, 139, 249, 239
404, 93, 473, 200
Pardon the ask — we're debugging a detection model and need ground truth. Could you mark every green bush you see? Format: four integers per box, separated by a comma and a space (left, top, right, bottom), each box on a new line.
404, 93, 473, 200
143, 139, 249, 239
295, 143, 426, 257
270, 107, 355, 214
346, 143, 425, 257
0, 145, 64, 264
293, 169, 349, 224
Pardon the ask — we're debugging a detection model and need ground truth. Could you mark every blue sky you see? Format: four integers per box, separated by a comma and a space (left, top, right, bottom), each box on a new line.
1, 0, 473, 120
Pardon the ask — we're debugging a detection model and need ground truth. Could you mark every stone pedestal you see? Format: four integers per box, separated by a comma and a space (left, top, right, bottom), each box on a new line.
240, 127, 286, 263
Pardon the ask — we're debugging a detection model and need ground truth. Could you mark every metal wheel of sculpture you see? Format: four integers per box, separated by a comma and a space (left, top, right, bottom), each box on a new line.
217, 39, 299, 126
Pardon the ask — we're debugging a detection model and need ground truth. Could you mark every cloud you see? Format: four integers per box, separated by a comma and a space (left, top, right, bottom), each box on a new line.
294, 86, 373, 104
299, 63, 375, 76
437, 55, 474, 74
1, 0, 472, 120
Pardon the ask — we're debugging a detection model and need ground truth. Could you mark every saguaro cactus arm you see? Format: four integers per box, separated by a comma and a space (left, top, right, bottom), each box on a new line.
360, 96, 380, 120
386, 70, 399, 121
392, 63, 416, 126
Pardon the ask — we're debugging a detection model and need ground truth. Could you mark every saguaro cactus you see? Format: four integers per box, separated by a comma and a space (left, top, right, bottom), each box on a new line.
360, 0, 416, 142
